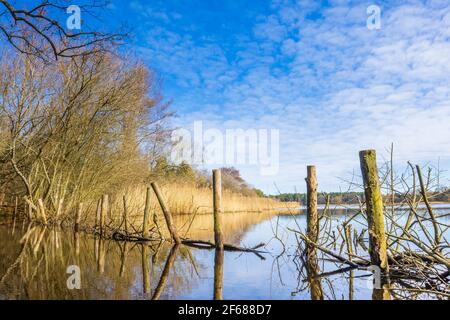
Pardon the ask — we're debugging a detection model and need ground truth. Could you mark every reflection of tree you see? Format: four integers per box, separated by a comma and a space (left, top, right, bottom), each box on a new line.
0, 224, 201, 299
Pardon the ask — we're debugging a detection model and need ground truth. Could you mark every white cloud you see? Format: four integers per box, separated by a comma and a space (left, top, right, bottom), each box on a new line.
135, 0, 450, 193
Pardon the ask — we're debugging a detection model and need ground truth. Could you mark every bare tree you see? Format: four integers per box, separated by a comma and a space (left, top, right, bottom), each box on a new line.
0, 0, 125, 61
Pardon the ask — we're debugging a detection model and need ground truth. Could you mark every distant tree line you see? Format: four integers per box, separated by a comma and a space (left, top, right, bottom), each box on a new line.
271, 188, 450, 204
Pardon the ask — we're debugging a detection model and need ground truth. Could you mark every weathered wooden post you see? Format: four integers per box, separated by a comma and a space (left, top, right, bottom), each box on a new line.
95, 198, 101, 230
213, 169, 224, 250
306, 166, 319, 243
151, 182, 181, 244
305, 165, 323, 300
74, 203, 82, 232
143, 187, 151, 237
359, 150, 390, 300
122, 195, 129, 234
359, 150, 388, 273
100, 195, 108, 235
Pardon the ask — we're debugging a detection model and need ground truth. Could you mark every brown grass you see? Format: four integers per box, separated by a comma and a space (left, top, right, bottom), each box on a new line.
81, 183, 299, 236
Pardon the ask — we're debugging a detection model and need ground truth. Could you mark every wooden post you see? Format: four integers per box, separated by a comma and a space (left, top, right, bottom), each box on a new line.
143, 187, 151, 237
37, 199, 47, 224
95, 198, 101, 229
122, 195, 128, 234
74, 203, 82, 232
359, 150, 389, 273
305, 165, 323, 300
306, 166, 319, 243
213, 169, 224, 250
100, 195, 108, 235
151, 182, 181, 244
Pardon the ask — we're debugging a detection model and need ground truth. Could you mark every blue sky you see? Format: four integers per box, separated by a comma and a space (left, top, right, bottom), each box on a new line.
100, 0, 450, 194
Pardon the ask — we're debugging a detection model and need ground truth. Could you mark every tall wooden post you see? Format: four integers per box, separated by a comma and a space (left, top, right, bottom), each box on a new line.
213, 169, 224, 249
359, 150, 391, 300
306, 166, 319, 243
151, 182, 181, 244
100, 195, 108, 235
143, 187, 151, 237
122, 195, 129, 234
305, 165, 323, 300
359, 150, 388, 273
74, 203, 82, 232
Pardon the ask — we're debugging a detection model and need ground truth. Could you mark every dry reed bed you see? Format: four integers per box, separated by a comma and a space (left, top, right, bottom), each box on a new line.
82, 183, 298, 233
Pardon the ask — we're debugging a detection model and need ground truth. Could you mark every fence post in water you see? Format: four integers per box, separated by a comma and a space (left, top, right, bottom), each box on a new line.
100, 195, 108, 235
95, 198, 101, 230
143, 187, 151, 238
151, 182, 181, 244
122, 195, 129, 234
305, 165, 323, 300
213, 169, 224, 250
306, 166, 319, 243
359, 150, 389, 273
75, 203, 82, 232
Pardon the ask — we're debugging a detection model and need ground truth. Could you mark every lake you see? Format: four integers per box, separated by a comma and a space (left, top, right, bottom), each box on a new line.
0, 204, 449, 300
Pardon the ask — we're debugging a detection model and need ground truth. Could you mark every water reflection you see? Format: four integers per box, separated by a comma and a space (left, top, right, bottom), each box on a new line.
0, 205, 448, 300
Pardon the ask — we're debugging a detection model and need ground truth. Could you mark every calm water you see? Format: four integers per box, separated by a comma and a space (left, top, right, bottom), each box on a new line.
0, 205, 449, 300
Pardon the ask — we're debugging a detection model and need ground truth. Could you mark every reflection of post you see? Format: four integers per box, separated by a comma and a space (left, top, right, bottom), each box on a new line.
305, 166, 323, 300
142, 245, 151, 294
97, 239, 106, 273
213, 248, 224, 300
94, 236, 99, 262
359, 150, 390, 300
119, 242, 128, 277
152, 245, 179, 300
